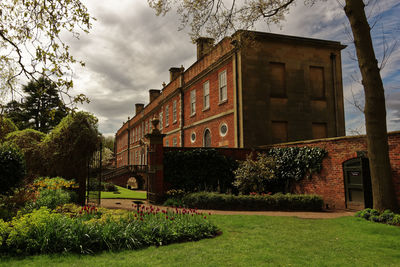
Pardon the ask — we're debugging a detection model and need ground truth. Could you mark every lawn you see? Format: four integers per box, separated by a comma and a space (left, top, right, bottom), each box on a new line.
100, 185, 147, 199
2, 215, 400, 266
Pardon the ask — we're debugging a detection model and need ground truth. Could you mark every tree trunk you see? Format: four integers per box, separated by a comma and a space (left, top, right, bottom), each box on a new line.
344, 0, 398, 212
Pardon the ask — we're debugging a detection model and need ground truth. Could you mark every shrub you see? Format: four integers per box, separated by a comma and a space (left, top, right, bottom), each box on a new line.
100, 182, 118, 192
5, 129, 46, 179
0, 219, 9, 248
267, 147, 327, 192
0, 116, 18, 142
233, 153, 276, 194
164, 149, 238, 193
1, 205, 218, 255
355, 209, 400, 226
0, 142, 26, 195
30, 188, 71, 210
181, 192, 323, 211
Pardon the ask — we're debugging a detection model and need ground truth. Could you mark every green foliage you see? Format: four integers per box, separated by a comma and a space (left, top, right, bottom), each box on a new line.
0, 143, 26, 195
233, 153, 276, 194
0, 117, 18, 142
267, 147, 327, 190
164, 149, 238, 192
5, 129, 46, 179
42, 111, 100, 180
0, 205, 218, 255
0, 219, 9, 247
3, 78, 69, 134
100, 182, 118, 192
355, 208, 400, 226
30, 189, 71, 210
182, 192, 323, 211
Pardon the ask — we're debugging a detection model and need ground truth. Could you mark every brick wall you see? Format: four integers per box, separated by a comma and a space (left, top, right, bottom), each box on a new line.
260, 131, 400, 210
164, 131, 400, 210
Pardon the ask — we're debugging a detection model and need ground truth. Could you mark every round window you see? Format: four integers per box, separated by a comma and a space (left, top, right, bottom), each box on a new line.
220, 123, 228, 137
191, 132, 196, 143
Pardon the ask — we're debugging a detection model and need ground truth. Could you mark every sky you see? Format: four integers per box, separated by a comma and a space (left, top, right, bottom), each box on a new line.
63, 0, 400, 137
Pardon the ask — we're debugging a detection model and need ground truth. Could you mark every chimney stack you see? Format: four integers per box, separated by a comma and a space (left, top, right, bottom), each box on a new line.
135, 103, 144, 115
196, 37, 215, 60
149, 89, 161, 102
169, 67, 183, 82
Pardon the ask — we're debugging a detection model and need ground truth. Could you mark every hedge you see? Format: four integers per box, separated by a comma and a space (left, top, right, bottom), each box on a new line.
182, 192, 323, 211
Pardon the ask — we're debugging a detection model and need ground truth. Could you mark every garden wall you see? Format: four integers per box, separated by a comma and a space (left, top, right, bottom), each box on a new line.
259, 131, 400, 210
162, 131, 400, 210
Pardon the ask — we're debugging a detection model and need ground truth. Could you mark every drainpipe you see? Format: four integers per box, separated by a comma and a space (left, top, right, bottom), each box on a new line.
330, 53, 339, 136
180, 71, 185, 147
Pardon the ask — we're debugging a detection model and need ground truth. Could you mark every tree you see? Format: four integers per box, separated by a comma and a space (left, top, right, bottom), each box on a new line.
21, 77, 68, 133
42, 111, 100, 204
149, 0, 399, 211
0, 0, 92, 103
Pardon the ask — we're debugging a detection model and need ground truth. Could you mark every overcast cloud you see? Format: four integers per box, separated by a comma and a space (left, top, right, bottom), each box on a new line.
65, 0, 400, 136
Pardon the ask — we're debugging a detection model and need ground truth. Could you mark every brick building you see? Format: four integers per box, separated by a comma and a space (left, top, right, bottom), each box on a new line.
115, 30, 346, 168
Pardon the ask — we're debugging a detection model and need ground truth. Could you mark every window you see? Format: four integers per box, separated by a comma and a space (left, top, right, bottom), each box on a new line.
203, 129, 211, 147
131, 129, 134, 144
191, 132, 196, 143
310, 66, 325, 99
142, 122, 144, 137
165, 105, 169, 126
312, 123, 327, 139
149, 119, 152, 132
190, 90, 196, 115
219, 70, 227, 102
173, 100, 177, 122
173, 137, 177, 147
135, 151, 138, 164
159, 112, 163, 129
138, 125, 141, 140
271, 121, 288, 144
145, 121, 148, 134
203, 81, 210, 109
269, 62, 286, 97
219, 123, 228, 137
165, 140, 169, 147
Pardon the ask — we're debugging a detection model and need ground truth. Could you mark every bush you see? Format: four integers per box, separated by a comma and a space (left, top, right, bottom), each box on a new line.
164, 149, 238, 193
5, 129, 46, 180
355, 209, 400, 226
233, 153, 276, 194
181, 192, 323, 211
0, 116, 18, 142
267, 147, 327, 192
0, 143, 26, 195
101, 182, 118, 192
1, 205, 218, 255
30, 188, 71, 210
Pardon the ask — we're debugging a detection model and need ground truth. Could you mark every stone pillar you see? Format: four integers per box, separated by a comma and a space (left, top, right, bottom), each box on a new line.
145, 119, 166, 203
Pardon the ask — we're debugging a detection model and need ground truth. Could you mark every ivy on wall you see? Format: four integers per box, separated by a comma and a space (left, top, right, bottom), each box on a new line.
267, 146, 327, 182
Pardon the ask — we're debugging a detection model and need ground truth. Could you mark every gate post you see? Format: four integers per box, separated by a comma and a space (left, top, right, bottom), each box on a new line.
145, 119, 165, 203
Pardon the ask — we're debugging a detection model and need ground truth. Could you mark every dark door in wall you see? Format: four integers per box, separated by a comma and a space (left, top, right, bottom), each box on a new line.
343, 157, 373, 210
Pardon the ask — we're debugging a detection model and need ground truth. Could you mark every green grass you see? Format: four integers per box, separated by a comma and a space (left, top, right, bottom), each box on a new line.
2, 215, 400, 266
100, 185, 146, 199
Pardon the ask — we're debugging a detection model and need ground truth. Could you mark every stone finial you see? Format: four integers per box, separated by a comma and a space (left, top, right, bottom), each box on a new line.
151, 118, 161, 134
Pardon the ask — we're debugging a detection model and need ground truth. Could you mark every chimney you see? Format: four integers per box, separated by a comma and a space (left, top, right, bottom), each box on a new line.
196, 37, 215, 60
149, 89, 161, 102
135, 103, 144, 115
169, 67, 182, 82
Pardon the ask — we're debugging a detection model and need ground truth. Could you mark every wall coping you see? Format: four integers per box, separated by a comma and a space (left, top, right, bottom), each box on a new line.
258, 131, 400, 148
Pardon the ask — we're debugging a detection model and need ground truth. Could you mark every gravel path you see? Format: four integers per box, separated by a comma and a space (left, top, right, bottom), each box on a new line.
100, 198, 355, 219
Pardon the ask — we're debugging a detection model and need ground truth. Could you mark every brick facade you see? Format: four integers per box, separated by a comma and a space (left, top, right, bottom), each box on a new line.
115, 30, 346, 170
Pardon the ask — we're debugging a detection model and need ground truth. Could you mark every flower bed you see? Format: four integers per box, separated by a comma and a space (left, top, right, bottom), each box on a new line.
0, 204, 218, 255
180, 192, 323, 211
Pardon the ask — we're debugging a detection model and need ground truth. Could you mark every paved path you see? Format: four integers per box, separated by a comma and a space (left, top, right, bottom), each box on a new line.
100, 198, 355, 219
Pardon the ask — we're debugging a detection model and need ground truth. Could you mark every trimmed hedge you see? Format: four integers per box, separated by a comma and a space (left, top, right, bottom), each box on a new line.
182, 192, 323, 211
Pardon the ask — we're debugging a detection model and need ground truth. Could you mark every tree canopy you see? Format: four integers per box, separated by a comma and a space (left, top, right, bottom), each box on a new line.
6, 77, 69, 133
0, 0, 93, 102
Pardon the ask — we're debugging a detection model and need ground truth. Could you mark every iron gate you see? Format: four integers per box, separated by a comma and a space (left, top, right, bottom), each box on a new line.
86, 142, 102, 205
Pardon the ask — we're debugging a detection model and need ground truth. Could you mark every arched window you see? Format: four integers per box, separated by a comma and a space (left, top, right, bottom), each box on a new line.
203, 129, 211, 147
